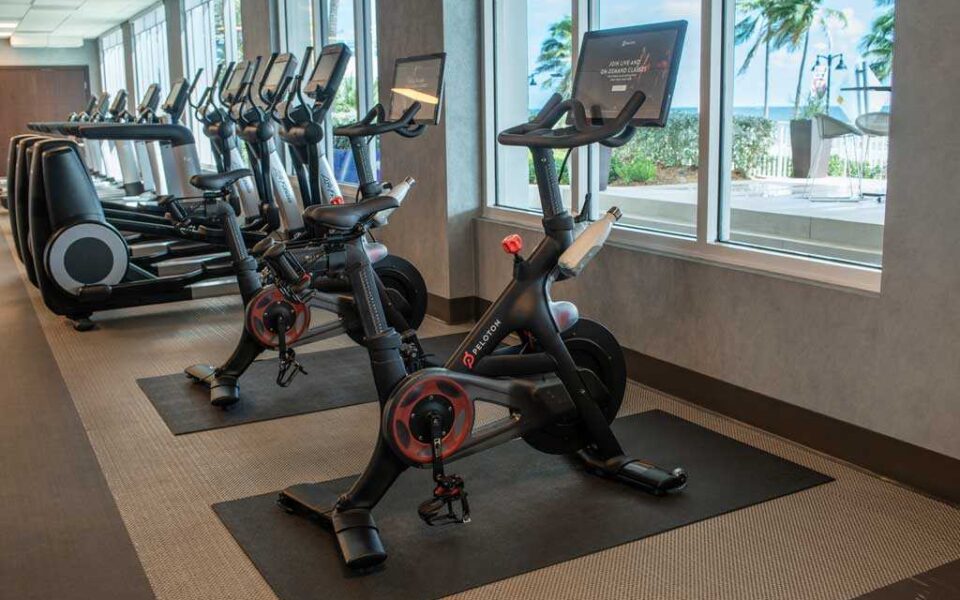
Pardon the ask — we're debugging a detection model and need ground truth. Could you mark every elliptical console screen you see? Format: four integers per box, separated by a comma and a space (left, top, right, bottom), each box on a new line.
264, 54, 297, 96
305, 43, 351, 106
389, 53, 445, 124
572, 21, 687, 127
224, 61, 249, 101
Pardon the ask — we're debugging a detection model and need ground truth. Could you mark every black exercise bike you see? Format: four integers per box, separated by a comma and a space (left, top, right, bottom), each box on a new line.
276, 90, 687, 569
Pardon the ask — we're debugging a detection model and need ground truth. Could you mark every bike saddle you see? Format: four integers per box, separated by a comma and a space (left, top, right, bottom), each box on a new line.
302, 195, 399, 230
190, 168, 252, 192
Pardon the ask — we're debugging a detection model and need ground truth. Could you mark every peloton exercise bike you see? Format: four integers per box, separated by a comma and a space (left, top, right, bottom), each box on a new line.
277, 21, 689, 570
184, 49, 443, 407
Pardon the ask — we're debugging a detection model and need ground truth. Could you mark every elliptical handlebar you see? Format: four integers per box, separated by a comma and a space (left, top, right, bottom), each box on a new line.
218, 61, 237, 105
186, 68, 204, 108
235, 58, 260, 122
283, 46, 314, 122
258, 53, 278, 105
334, 102, 425, 138
498, 90, 646, 149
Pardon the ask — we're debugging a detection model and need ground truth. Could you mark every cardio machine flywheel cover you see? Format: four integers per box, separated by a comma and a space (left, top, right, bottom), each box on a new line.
44, 221, 129, 296
244, 286, 310, 349
384, 372, 474, 466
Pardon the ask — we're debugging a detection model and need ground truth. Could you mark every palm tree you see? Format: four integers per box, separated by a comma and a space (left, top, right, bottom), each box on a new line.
766, 0, 847, 117
860, 0, 895, 82
531, 16, 573, 96
735, 0, 779, 117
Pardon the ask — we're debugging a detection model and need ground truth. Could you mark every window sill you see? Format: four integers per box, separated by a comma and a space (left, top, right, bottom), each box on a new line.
480, 205, 882, 295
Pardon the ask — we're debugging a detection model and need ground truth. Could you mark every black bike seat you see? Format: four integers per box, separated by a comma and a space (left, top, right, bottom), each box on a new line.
190, 169, 251, 192
303, 195, 399, 230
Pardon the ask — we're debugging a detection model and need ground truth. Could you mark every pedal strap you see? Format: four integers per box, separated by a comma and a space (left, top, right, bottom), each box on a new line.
417, 414, 470, 526
275, 316, 307, 387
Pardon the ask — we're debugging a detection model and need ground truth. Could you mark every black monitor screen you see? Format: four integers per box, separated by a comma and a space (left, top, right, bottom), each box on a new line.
572, 21, 687, 127
306, 43, 350, 99
264, 54, 296, 95
388, 53, 445, 124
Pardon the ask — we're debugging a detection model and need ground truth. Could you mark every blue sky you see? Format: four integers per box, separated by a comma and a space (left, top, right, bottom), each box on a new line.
526, 0, 891, 113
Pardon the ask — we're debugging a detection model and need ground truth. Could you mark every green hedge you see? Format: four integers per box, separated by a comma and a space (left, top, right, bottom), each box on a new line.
524, 114, 778, 184
610, 114, 776, 179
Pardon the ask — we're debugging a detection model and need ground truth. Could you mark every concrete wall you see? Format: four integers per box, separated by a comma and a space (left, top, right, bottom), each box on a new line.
240, 0, 278, 61
0, 39, 101, 95
376, 0, 483, 299
472, 0, 960, 460
164, 0, 185, 82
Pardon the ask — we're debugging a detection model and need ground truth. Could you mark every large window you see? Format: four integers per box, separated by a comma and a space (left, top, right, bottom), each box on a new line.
183, 0, 243, 166
99, 27, 127, 96
278, 0, 380, 186
132, 4, 170, 104
725, 0, 894, 267
598, 0, 702, 234
492, 0, 574, 213
486, 0, 896, 286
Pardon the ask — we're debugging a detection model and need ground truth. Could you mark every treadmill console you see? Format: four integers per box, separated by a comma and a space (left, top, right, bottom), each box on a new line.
137, 83, 161, 114
108, 89, 128, 117
162, 78, 190, 123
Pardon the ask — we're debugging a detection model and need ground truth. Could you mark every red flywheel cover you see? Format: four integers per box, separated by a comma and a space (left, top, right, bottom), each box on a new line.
386, 376, 474, 465
244, 286, 310, 349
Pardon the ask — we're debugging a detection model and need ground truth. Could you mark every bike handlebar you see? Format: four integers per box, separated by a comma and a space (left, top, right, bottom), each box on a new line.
334, 102, 425, 138
497, 90, 646, 149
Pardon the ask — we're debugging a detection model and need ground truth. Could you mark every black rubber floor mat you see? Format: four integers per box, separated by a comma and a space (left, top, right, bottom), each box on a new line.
214, 410, 833, 600
137, 333, 466, 434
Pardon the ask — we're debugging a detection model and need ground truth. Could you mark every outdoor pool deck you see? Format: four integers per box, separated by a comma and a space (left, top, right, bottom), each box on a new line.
519, 177, 887, 266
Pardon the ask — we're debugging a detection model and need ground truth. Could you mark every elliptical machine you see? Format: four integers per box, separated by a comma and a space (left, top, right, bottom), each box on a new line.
193, 63, 264, 224
279, 44, 351, 207
276, 22, 689, 570
183, 49, 440, 407
234, 54, 303, 234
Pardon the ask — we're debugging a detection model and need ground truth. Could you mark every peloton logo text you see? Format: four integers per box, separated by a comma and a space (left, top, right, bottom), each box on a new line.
461, 319, 502, 370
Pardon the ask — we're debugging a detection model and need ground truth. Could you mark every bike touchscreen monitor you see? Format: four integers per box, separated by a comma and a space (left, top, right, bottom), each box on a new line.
572, 21, 687, 127
388, 53, 445, 125
305, 43, 350, 105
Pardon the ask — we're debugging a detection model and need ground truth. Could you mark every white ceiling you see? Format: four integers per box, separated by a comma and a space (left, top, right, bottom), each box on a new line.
0, 0, 158, 46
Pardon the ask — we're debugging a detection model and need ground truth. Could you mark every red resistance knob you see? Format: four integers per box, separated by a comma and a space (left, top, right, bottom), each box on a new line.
330, 196, 345, 205
501, 234, 523, 255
